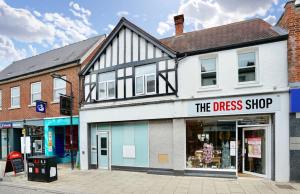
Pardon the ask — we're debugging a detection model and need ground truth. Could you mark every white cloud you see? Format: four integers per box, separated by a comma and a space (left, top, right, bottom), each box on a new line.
0, 0, 97, 69
0, 35, 26, 70
104, 24, 115, 32
157, 0, 278, 35
28, 44, 38, 56
264, 15, 277, 25
117, 11, 129, 17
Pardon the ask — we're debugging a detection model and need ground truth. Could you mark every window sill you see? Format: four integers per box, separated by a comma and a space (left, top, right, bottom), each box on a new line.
51, 101, 59, 104
235, 83, 262, 89
197, 87, 221, 93
8, 106, 21, 110
28, 104, 35, 107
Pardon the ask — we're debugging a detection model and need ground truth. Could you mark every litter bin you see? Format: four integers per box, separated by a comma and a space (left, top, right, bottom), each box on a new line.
27, 156, 57, 182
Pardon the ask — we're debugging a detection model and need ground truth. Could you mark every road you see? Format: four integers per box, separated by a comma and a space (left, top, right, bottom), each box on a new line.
0, 184, 69, 194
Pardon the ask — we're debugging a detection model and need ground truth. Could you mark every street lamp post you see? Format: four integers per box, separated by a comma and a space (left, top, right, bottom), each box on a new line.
51, 73, 74, 170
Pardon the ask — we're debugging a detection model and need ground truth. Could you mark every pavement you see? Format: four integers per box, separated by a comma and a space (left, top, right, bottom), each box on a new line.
0, 161, 300, 194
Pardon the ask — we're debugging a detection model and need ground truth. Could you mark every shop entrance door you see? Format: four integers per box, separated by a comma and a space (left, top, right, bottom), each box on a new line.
242, 127, 266, 177
97, 132, 110, 169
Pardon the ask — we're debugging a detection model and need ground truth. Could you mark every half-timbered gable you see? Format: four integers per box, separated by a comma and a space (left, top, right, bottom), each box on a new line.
81, 18, 177, 103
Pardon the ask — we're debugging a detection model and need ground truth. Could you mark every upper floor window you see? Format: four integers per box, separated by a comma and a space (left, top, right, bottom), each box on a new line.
11, 86, 20, 108
0, 90, 2, 110
53, 76, 66, 102
31, 82, 41, 105
238, 52, 256, 83
98, 71, 115, 100
200, 58, 217, 86
135, 64, 156, 95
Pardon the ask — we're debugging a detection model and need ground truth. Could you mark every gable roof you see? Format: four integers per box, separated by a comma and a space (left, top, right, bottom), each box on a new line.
0, 35, 105, 82
160, 18, 288, 55
81, 17, 177, 76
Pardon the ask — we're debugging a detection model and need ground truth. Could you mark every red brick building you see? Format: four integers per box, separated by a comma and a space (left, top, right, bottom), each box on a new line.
277, 0, 300, 181
0, 35, 104, 162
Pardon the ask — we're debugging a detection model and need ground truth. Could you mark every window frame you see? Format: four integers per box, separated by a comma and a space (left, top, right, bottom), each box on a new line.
134, 64, 157, 96
237, 50, 259, 85
98, 72, 116, 100
30, 82, 41, 105
53, 76, 67, 102
200, 57, 218, 88
145, 73, 156, 94
198, 54, 219, 90
11, 86, 20, 108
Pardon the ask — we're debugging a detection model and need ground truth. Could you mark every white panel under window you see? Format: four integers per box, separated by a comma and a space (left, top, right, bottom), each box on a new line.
119, 29, 125, 64
100, 54, 105, 69
168, 71, 176, 91
125, 28, 132, 63
94, 60, 99, 70
126, 67, 132, 76
168, 60, 175, 69
126, 78, 132, 97
147, 43, 154, 59
118, 80, 124, 98
159, 73, 166, 94
132, 33, 139, 61
84, 85, 89, 101
112, 38, 118, 66
91, 86, 96, 100
106, 45, 112, 67
140, 38, 146, 60
118, 69, 124, 77
159, 61, 166, 71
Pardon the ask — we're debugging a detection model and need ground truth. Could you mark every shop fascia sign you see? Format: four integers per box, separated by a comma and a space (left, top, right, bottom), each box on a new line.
0, 122, 13, 129
188, 94, 280, 116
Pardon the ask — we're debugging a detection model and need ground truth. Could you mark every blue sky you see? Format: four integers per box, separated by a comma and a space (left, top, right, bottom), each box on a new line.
0, 0, 287, 70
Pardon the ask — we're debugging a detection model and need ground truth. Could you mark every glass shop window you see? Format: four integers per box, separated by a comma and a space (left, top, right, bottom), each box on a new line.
201, 58, 217, 86
238, 52, 256, 83
186, 120, 236, 170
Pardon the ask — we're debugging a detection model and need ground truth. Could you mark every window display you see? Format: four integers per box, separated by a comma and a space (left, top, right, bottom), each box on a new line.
186, 119, 236, 170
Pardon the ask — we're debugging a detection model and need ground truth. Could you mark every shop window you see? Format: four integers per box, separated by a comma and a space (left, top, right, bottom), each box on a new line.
11, 86, 20, 108
65, 126, 78, 151
31, 82, 41, 105
53, 76, 66, 102
135, 64, 156, 95
238, 52, 256, 82
186, 120, 236, 170
200, 58, 217, 86
98, 71, 115, 100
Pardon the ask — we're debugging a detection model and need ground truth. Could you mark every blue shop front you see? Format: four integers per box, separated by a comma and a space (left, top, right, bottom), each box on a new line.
44, 116, 79, 163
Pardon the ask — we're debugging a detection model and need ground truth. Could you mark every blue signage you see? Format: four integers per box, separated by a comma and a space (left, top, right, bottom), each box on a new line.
0, 122, 12, 129
36, 100, 46, 113
291, 88, 300, 112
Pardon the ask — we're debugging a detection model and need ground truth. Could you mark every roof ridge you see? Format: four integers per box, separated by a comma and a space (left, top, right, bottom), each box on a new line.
160, 18, 267, 41
11, 34, 105, 64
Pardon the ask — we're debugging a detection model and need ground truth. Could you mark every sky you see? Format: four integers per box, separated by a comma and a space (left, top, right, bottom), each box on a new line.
0, 0, 287, 70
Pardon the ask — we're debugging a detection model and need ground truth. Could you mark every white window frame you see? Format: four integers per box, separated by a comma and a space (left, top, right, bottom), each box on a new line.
237, 49, 259, 85
0, 90, 2, 110
11, 86, 20, 108
53, 76, 66, 102
30, 82, 41, 105
200, 57, 218, 88
98, 78, 115, 100
135, 73, 156, 96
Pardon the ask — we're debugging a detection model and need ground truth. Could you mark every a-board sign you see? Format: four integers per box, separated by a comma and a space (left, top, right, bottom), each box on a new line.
4, 151, 24, 176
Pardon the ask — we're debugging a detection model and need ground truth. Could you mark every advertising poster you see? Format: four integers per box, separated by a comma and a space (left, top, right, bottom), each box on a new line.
248, 137, 261, 158
48, 131, 53, 152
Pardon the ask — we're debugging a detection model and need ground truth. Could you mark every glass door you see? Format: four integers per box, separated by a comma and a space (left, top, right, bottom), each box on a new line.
97, 132, 109, 169
242, 127, 266, 177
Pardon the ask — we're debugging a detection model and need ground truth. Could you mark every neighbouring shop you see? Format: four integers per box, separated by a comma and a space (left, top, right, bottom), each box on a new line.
44, 117, 79, 163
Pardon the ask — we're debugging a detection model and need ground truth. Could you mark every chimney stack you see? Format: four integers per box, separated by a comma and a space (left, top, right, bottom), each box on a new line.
174, 14, 184, 36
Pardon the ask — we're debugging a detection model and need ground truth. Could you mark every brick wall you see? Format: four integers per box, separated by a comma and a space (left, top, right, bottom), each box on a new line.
0, 64, 80, 121
277, 1, 300, 83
